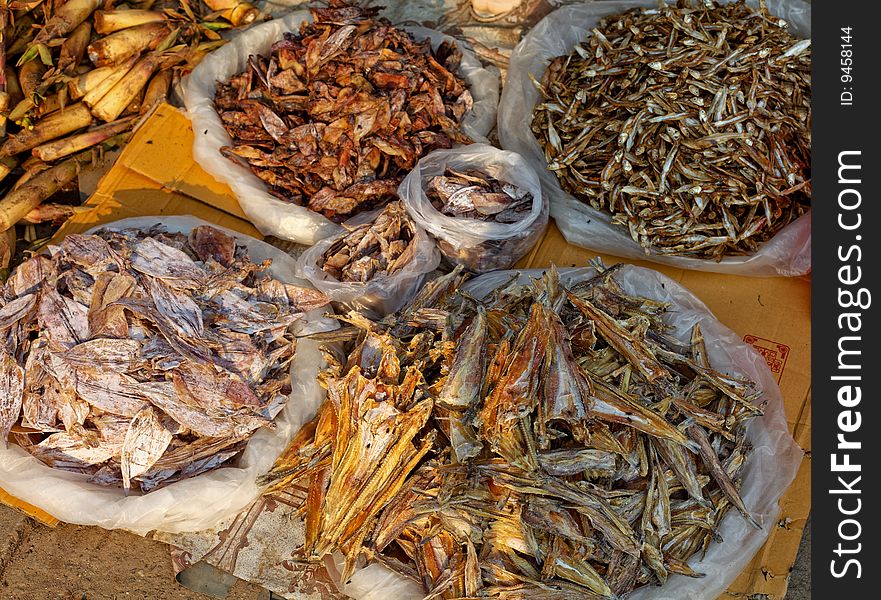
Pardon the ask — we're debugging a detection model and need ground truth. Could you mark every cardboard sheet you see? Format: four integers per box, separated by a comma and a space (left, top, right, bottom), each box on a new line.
0, 103, 811, 600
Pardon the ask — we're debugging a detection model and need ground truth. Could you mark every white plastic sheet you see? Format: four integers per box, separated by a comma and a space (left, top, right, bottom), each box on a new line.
399, 144, 548, 272
296, 209, 441, 318
183, 11, 500, 246
329, 264, 803, 600
497, 0, 812, 276
0, 216, 335, 535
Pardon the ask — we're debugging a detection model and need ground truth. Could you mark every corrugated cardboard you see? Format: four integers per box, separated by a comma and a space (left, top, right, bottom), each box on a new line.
0, 103, 811, 600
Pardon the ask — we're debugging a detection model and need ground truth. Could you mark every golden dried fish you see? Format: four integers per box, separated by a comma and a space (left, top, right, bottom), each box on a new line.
0, 225, 328, 491
532, 1, 810, 259
264, 262, 762, 597
437, 306, 486, 409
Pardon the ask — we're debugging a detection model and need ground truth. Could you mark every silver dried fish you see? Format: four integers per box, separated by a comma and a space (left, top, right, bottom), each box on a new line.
533, 1, 810, 259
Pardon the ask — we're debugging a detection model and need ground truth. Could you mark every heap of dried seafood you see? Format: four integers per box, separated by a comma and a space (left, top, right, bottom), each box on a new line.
215, 1, 473, 223
0, 224, 328, 493
318, 201, 418, 283
262, 263, 763, 598
0, 1, 261, 272
532, 0, 811, 259
427, 168, 532, 224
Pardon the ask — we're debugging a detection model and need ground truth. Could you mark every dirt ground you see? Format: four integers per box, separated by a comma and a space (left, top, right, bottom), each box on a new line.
0, 505, 264, 600
1, 503, 810, 600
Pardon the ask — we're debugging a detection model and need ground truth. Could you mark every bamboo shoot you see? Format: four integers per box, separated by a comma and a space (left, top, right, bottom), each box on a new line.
82, 55, 137, 107
91, 55, 157, 122
18, 58, 45, 99
19, 203, 90, 225
34, 0, 102, 44
94, 10, 166, 35
87, 22, 168, 67
0, 103, 93, 157
32, 116, 135, 161
0, 156, 82, 231
203, 0, 260, 27
70, 65, 116, 99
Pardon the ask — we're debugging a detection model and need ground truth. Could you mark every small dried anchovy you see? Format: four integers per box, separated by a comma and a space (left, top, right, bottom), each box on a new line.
262, 264, 763, 597
0, 225, 328, 493
427, 168, 533, 224
215, 1, 474, 223
318, 201, 418, 283
532, 0, 811, 259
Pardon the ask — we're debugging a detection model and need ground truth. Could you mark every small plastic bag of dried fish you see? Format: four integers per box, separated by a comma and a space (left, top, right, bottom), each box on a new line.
183, 4, 500, 245
399, 145, 548, 273
297, 201, 441, 317
498, 0, 811, 276
0, 216, 336, 535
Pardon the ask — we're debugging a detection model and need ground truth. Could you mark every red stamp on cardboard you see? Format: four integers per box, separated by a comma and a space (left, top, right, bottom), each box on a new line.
743, 335, 790, 382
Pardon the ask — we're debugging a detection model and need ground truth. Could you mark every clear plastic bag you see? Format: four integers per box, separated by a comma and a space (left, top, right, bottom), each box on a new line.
497, 0, 811, 276
296, 208, 442, 318
398, 144, 548, 273
323, 264, 803, 600
0, 216, 336, 535
182, 11, 500, 246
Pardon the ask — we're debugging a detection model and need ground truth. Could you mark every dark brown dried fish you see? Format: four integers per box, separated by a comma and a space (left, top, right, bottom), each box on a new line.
215, 2, 473, 222
532, 1, 811, 259
263, 263, 763, 598
0, 225, 329, 492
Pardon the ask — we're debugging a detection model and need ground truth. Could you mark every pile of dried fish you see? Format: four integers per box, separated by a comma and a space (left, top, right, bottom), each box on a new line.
318, 201, 418, 283
0, 1, 261, 273
0, 224, 328, 493
427, 168, 532, 223
215, 1, 473, 223
532, 0, 811, 259
262, 263, 764, 598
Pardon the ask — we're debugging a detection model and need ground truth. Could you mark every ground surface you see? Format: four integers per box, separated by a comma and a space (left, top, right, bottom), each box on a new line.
1, 503, 810, 600
0, 505, 264, 600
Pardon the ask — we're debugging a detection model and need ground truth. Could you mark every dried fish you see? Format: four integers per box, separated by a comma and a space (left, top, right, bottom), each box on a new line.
427, 169, 532, 222
532, 1, 810, 259
215, 2, 473, 222
0, 225, 328, 492
263, 263, 763, 597
424, 167, 537, 272
317, 201, 419, 283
